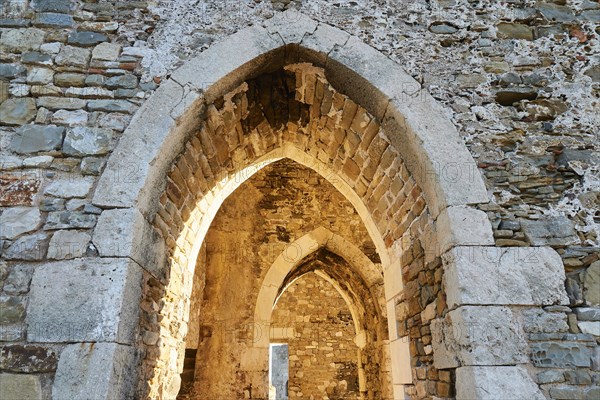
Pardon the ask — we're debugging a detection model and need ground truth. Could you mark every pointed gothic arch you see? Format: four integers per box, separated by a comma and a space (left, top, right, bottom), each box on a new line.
40, 10, 569, 400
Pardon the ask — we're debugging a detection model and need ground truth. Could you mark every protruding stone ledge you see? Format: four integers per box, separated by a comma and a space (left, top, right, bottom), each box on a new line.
431, 306, 528, 369
443, 246, 569, 308
52, 343, 138, 400
455, 365, 545, 400
92, 207, 166, 280
26, 258, 142, 343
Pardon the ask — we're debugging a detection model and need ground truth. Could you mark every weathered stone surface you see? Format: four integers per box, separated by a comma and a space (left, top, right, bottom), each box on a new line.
65, 86, 113, 98
443, 246, 569, 307
0, 28, 46, 53
3, 232, 50, 261
496, 23, 533, 40
0, 98, 37, 125
27, 67, 54, 84
531, 341, 593, 368
67, 31, 108, 47
22, 51, 53, 66
522, 308, 569, 333
3, 264, 34, 295
0, 173, 41, 207
578, 321, 600, 336
0, 374, 42, 400
495, 86, 538, 106
51, 109, 89, 126
0, 207, 42, 240
34, 12, 74, 28
54, 45, 91, 67
27, 258, 142, 343
0, 345, 59, 372
54, 72, 87, 87
0, 324, 25, 341
0, 295, 26, 324
455, 366, 545, 400
43, 211, 97, 230
52, 343, 137, 399
47, 230, 91, 260
92, 42, 121, 60
9, 124, 64, 154
0, 63, 26, 79
23, 155, 53, 168
431, 306, 528, 369
583, 261, 600, 306
37, 96, 87, 111
537, 370, 565, 384
87, 100, 136, 113
93, 208, 167, 279
81, 157, 105, 175
574, 307, 600, 321
63, 127, 113, 156
40, 42, 62, 54
539, 3, 576, 22
429, 22, 458, 34
521, 216, 579, 246
31, 0, 73, 13
105, 74, 138, 89
44, 176, 95, 198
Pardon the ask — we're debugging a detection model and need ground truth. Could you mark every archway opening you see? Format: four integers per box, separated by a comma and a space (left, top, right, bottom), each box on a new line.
175, 158, 391, 399
126, 52, 466, 399
270, 272, 359, 400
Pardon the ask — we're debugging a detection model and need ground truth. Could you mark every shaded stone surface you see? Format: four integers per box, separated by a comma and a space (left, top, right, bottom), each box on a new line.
0, 98, 37, 125
521, 216, 579, 246
10, 124, 65, 154
67, 31, 108, 47
0, 345, 59, 372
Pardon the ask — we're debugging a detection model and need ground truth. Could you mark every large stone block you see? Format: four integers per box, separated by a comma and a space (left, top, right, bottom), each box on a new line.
26, 258, 142, 343
52, 343, 137, 400
435, 206, 494, 254
431, 306, 528, 369
92, 208, 167, 279
455, 366, 545, 400
443, 246, 569, 307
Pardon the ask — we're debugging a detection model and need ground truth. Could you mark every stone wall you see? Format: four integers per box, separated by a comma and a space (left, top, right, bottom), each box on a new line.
271, 272, 359, 400
0, 1, 598, 399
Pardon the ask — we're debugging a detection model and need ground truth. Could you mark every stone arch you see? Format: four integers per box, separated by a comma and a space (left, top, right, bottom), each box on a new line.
255, 226, 383, 337
253, 227, 391, 398
68, 9, 569, 400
